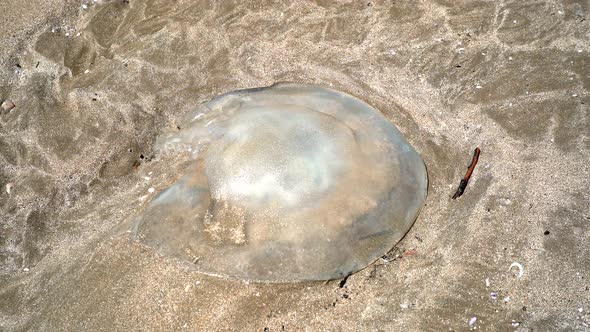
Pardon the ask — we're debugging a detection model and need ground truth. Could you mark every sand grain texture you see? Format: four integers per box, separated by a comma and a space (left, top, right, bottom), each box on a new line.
0, 0, 588, 331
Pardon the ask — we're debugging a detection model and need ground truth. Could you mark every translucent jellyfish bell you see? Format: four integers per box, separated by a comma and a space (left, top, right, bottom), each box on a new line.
132, 83, 427, 282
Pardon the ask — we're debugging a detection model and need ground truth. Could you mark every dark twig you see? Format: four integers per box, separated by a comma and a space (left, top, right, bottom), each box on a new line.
452, 147, 481, 199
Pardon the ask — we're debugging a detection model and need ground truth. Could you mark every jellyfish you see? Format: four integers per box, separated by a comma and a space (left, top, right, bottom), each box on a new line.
132, 83, 427, 282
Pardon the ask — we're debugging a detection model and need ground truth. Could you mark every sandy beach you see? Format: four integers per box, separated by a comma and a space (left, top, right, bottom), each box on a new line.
1, 0, 588, 330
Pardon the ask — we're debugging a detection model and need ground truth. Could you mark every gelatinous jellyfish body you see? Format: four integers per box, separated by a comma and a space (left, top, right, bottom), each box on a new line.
132, 83, 427, 282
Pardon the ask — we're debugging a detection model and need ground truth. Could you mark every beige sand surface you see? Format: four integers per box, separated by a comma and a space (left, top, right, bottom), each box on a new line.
1, 0, 588, 331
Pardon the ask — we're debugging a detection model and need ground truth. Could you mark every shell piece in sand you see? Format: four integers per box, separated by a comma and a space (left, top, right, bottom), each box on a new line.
132, 83, 427, 282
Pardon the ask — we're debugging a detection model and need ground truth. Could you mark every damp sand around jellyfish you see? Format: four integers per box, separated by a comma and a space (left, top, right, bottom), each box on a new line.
131, 83, 427, 282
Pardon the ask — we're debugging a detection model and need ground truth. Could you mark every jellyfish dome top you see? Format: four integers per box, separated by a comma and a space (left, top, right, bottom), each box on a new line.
132, 83, 427, 282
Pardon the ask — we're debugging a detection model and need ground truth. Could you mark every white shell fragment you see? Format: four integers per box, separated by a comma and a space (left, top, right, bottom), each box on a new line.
132, 83, 428, 282
509, 262, 524, 278
469, 317, 477, 329
5, 182, 14, 195
1, 100, 15, 112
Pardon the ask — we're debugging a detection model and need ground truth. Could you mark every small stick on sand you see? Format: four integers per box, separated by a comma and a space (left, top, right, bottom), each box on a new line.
452, 147, 481, 199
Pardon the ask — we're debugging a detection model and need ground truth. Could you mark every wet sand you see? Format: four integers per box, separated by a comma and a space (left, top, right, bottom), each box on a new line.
1, 0, 588, 331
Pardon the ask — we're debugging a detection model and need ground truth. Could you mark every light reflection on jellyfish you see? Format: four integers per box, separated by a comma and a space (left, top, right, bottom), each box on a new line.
132, 83, 427, 282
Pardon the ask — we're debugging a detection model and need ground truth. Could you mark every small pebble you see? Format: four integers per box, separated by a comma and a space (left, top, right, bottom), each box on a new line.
1, 100, 15, 112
